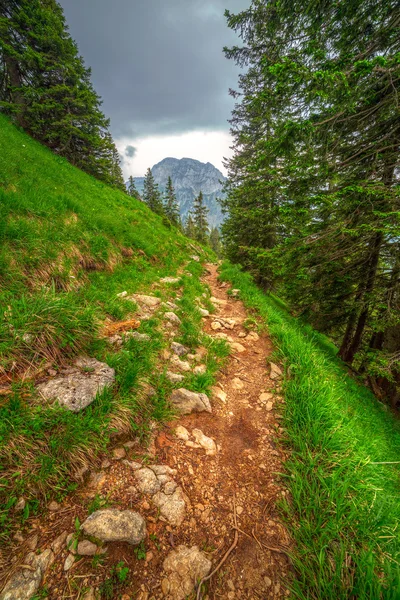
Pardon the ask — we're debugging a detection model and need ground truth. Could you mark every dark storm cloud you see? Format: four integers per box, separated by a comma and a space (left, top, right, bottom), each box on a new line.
125, 145, 137, 158
58, 0, 248, 137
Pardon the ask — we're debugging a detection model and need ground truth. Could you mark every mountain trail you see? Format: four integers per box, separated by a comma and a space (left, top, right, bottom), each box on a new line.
0, 263, 291, 600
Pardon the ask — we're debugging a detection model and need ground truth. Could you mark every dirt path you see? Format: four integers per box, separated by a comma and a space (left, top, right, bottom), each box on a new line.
161, 263, 292, 599
0, 263, 291, 600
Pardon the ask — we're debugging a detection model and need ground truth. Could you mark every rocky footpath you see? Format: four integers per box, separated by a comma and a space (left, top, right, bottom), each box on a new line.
0, 263, 291, 600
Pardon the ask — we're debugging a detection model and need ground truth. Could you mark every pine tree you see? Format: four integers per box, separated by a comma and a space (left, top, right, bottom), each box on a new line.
163, 176, 181, 227
184, 214, 196, 239
192, 191, 209, 245
0, 0, 124, 189
127, 175, 140, 199
223, 1, 400, 402
143, 168, 163, 215
209, 227, 222, 256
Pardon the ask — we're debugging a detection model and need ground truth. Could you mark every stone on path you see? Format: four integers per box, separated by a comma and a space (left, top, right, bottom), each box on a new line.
162, 545, 212, 600
131, 294, 161, 308
175, 425, 190, 441
81, 509, 146, 546
112, 447, 126, 460
82, 589, 97, 600
170, 356, 191, 372
165, 312, 182, 325
134, 468, 162, 495
259, 392, 273, 403
246, 331, 259, 341
211, 321, 222, 331
37, 357, 115, 413
232, 377, 244, 390
160, 277, 180, 284
270, 362, 283, 379
192, 429, 217, 456
230, 341, 246, 353
210, 296, 227, 306
51, 531, 68, 555
171, 342, 189, 356
64, 554, 75, 571
170, 388, 211, 415
126, 331, 151, 342
211, 386, 227, 403
166, 371, 185, 383
77, 540, 104, 556
153, 488, 187, 526
0, 549, 54, 600
199, 308, 209, 317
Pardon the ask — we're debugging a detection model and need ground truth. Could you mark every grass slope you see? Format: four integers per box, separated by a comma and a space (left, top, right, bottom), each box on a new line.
0, 115, 222, 542
220, 262, 400, 599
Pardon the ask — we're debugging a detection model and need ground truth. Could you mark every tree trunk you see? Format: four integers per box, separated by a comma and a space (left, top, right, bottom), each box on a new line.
339, 232, 383, 364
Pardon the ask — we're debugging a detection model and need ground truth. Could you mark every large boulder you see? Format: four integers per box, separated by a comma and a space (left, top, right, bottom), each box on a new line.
0, 549, 54, 600
81, 509, 146, 545
162, 545, 212, 600
170, 388, 211, 415
37, 357, 115, 412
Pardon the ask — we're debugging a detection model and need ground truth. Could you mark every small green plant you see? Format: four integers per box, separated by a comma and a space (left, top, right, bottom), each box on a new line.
87, 493, 110, 515
133, 540, 146, 560
149, 532, 161, 550
99, 561, 130, 599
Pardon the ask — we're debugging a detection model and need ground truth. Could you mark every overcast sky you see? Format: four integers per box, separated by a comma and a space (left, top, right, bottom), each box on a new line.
58, 0, 248, 176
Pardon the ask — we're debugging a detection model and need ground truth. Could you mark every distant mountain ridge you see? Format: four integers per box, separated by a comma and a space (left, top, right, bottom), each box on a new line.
132, 157, 226, 227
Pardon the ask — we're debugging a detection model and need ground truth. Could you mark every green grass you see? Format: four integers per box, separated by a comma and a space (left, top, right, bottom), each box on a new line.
0, 115, 217, 542
219, 262, 400, 600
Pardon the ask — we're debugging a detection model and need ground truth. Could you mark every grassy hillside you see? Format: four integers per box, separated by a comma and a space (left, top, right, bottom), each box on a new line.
220, 262, 400, 599
0, 116, 226, 541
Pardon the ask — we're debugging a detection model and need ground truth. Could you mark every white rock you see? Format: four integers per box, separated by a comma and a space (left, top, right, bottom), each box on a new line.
125, 331, 151, 342
192, 429, 217, 456
175, 425, 190, 441
171, 342, 189, 356
160, 277, 180, 284
162, 545, 212, 600
166, 371, 185, 383
152, 488, 187, 526
193, 364, 206, 375
77, 540, 103, 556
165, 312, 182, 325
170, 356, 191, 372
230, 342, 246, 353
232, 378, 244, 390
270, 362, 283, 379
190, 255, 200, 262
81, 509, 146, 545
211, 387, 227, 403
37, 357, 115, 413
199, 308, 210, 317
0, 550, 54, 600
117, 291, 128, 298
246, 331, 259, 341
259, 392, 273, 403
64, 554, 75, 571
134, 468, 161, 495
170, 388, 211, 415
211, 321, 222, 331
131, 294, 161, 308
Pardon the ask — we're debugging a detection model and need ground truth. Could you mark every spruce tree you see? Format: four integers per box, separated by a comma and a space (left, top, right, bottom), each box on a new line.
192, 191, 209, 245
209, 227, 222, 256
163, 176, 181, 227
143, 168, 163, 215
127, 175, 140, 199
223, 0, 400, 402
184, 214, 196, 239
0, 0, 124, 189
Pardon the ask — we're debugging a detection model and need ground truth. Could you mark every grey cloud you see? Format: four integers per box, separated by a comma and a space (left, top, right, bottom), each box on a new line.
58, 0, 249, 138
125, 145, 137, 157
